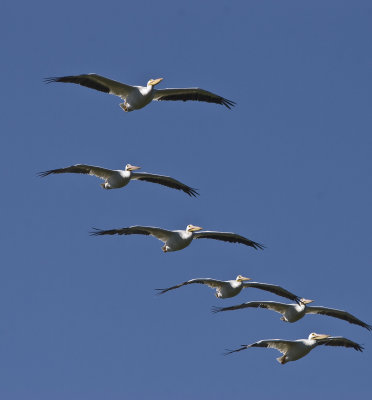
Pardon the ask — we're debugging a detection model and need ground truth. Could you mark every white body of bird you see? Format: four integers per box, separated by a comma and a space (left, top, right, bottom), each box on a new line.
279, 301, 309, 322
122, 82, 156, 111
274, 338, 315, 363
161, 230, 194, 252
101, 169, 132, 189
216, 280, 245, 298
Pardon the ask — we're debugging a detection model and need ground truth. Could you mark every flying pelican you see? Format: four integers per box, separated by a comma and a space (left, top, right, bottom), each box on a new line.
156, 275, 300, 302
44, 74, 235, 111
91, 225, 264, 253
38, 163, 198, 197
225, 333, 363, 364
213, 299, 372, 331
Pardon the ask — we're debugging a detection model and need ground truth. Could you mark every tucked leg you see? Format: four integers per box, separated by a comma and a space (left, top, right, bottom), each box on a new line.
276, 355, 287, 364
119, 102, 128, 112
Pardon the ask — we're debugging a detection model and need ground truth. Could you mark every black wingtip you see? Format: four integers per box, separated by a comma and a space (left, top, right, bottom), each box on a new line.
211, 306, 223, 314
90, 227, 103, 236
187, 188, 200, 197
223, 345, 247, 355
355, 343, 364, 352
44, 77, 59, 84
221, 98, 236, 109
37, 170, 52, 178
252, 241, 265, 250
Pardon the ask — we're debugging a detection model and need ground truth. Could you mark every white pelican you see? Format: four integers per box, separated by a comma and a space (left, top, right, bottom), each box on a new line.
225, 333, 363, 364
213, 299, 372, 330
91, 225, 264, 253
44, 74, 235, 111
156, 275, 300, 302
39, 163, 198, 197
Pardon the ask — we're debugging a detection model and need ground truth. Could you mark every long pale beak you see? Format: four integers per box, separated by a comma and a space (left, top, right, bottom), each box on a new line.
189, 225, 203, 232
149, 78, 163, 86
239, 276, 251, 282
314, 334, 330, 340
300, 298, 314, 305
127, 164, 141, 171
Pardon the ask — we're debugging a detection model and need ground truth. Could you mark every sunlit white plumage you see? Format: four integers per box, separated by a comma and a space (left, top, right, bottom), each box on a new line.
44, 74, 235, 111
91, 224, 264, 253
213, 299, 372, 330
39, 163, 198, 196
156, 275, 300, 302
225, 333, 363, 364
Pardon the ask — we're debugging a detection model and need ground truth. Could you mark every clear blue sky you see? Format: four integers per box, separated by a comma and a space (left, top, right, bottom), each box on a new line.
1, 1, 371, 398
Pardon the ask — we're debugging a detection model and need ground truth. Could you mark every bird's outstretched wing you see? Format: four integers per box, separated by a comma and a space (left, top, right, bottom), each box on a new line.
316, 337, 364, 352
131, 172, 199, 197
193, 231, 264, 250
244, 282, 301, 303
90, 226, 172, 242
38, 164, 113, 180
156, 278, 224, 295
153, 88, 235, 109
44, 74, 134, 97
212, 300, 289, 314
225, 339, 293, 356
305, 306, 372, 331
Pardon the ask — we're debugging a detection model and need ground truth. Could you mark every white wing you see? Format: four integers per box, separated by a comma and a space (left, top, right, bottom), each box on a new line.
130, 172, 199, 197
39, 164, 114, 180
153, 88, 235, 109
305, 306, 372, 330
45, 74, 134, 98
156, 278, 225, 295
193, 231, 264, 250
250, 339, 295, 354
90, 226, 172, 242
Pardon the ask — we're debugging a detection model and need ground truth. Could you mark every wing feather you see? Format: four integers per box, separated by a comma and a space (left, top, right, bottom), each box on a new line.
156, 278, 224, 295
225, 339, 293, 356
130, 172, 199, 197
90, 226, 171, 242
153, 88, 235, 109
305, 306, 372, 331
212, 300, 289, 314
316, 337, 364, 352
193, 231, 264, 250
38, 164, 113, 180
44, 74, 133, 97
244, 282, 301, 303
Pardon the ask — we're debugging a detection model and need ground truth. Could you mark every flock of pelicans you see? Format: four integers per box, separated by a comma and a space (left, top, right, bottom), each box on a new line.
42, 73, 370, 365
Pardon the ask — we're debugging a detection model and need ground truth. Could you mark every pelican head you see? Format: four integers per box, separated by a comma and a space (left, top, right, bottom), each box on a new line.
300, 298, 314, 305
309, 332, 331, 340
186, 224, 203, 232
236, 275, 251, 282
148, 78, 163, 86
125, 164, 141, 171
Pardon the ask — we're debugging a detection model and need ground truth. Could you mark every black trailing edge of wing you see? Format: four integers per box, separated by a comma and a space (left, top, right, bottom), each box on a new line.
158, 93, 236, 109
